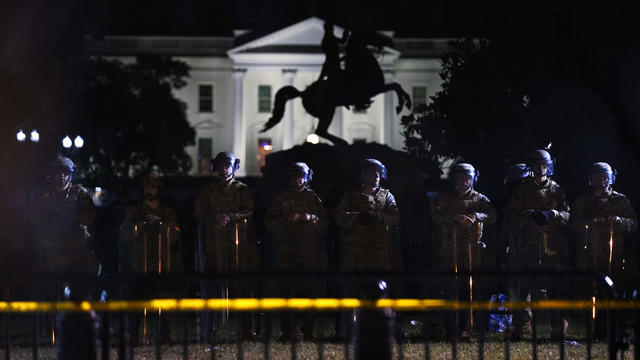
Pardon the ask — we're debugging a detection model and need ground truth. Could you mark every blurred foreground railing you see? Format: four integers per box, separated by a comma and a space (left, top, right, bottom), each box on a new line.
0, 271, 638, 360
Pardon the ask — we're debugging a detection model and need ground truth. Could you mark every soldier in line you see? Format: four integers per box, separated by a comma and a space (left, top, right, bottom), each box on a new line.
28, 155, 99, 359
195, 152, 260, 339
504, 149, 570, 340
335, 158, 401, 272
29, 155, 99, 276
571, 162, 637, 338
431, 163, 496, 339
265, 162, 327, 340
334, 159, 401, 339
119, 172, 183, 345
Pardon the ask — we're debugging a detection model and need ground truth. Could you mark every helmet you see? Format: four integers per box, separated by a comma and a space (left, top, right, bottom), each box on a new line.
504, 163, 533, 184
286, 162, 313, 184
210, 152, 240, 173
141, 171, 163, 188
450, 163, 479, 186
359, 159, 387, 180
49, 156, 75, 181
528, 149, 554, 176
589, 162, 616, 186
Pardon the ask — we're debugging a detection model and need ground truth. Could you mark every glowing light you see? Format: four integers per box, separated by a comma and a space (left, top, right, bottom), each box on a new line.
604, 276, 614, 287
306, 134, 320, 144
261, 143, 272, 151
62, 136, 72, 148
30, 130, 39, 143
377, 280, 387, 291
16, 130, 26, 142
74, 135, 84, 148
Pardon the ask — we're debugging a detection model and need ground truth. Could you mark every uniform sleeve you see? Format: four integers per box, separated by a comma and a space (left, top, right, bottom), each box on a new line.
310, 193, 328, 232
77, 188, 97, 226
617, 197, 637, 232
382, 192, 400, 226
265, 193, 285, 234
194, 185, 212, 224
231, 185, 253, 221
552, 187, 570, 225
474, 194, 497, 224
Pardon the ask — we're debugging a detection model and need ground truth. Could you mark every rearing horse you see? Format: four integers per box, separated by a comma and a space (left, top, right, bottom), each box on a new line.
260, 27, 412, 146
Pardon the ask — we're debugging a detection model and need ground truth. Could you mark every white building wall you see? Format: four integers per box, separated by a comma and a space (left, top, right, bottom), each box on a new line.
393, 58, 443, 150
173, 57, 234, 175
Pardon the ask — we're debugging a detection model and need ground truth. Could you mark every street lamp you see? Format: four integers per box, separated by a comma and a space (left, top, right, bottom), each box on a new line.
30, 130, 40, 143
74, 136, 84, 148
62, 136, 72, 148
16, 130, 26, 142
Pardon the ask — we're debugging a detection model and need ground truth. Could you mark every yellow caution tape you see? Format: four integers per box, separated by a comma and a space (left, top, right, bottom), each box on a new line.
0, 298, 638, 313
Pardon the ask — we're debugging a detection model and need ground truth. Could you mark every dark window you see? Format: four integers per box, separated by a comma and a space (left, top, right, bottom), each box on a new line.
353, 138, 367, 144
198, 138, 213, 174
199, 84, 214, 113
412, 86, 427, 108
258, 85, 272, 113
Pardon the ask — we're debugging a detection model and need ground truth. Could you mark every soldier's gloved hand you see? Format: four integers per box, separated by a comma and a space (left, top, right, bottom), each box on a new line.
530, 210, 551, 226
607, 216, 623, 228
216, 213, 231, 226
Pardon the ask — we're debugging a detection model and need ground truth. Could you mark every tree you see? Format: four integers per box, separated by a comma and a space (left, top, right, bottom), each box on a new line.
401, 3, 640, 198
3, 54, 195, 187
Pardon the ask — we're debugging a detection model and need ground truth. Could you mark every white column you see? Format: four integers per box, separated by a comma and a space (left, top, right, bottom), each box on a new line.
232, 68, 247, 175
383, 70, 396, 147
281, 68, 297, 149
333, 105, 343, 138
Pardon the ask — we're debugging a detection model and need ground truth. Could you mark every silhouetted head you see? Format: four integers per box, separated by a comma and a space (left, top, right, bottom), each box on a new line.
589, 162, 616, 190
359, 159, 386, 189
49, 155, 74, 189
286, 162, 313, 192
211, 152, 240, 180
450, 163, 478, 195
141, 171, 163, 201
528, 149, 554, 177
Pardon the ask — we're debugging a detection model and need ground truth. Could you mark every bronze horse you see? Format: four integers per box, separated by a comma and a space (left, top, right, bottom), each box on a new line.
260, 26, 412, 146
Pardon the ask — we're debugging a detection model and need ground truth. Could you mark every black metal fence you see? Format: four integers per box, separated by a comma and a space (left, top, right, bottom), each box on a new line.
1, 271, 638, 360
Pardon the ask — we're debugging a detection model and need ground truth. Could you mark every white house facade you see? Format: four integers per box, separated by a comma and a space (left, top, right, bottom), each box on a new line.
88, 17, 451, 176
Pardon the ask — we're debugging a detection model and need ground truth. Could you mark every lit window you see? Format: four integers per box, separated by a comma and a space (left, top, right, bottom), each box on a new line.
199, 84, 214, 113
257, 137, 272, 171
198, 138, 213, 174
258, 85, 272, 113
412, 86, 427, 108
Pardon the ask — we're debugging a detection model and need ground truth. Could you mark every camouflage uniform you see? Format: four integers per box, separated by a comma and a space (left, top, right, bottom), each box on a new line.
432, 190, 496, 271
266, 188, 327, 271
335, 187, 400, 271
120, 202, 183, 274
29, 184, 97, 274
195, 176, 259, 272
571, 188, 637, 279
504, 177, 570, 270
504, 174, 570, 338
